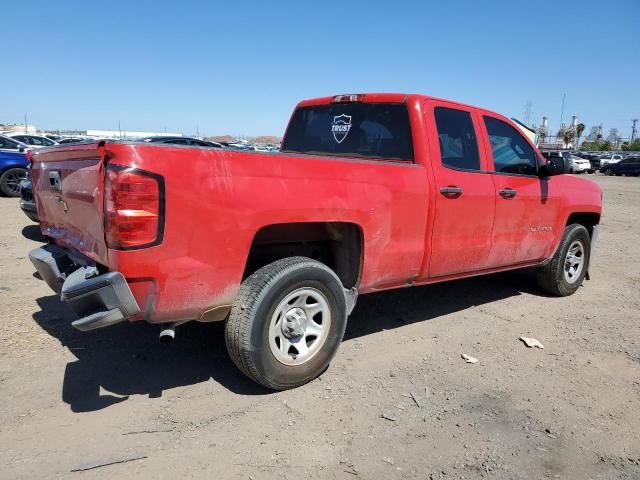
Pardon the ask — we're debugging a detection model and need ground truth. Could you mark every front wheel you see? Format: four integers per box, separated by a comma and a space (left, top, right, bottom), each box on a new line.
0, 168, 27, 197
603, 167, 614, 176
536, 224, 591, 296
225, 257, 348, 390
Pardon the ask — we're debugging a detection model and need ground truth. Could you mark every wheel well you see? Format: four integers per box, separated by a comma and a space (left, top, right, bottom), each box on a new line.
243, 222, 363, 289
566, 212, 600, 236
1, 165, 28, 174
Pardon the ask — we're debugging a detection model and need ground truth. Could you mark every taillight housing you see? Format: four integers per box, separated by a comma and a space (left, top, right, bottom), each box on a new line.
105, 165, 165, 249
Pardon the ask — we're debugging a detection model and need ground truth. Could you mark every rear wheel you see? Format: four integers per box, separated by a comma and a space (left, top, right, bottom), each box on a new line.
0, 168, 27, 197
536, 224, 590, 296
225, 257, 348, 390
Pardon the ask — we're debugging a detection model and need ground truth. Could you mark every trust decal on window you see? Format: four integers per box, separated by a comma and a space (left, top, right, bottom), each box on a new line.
331, 114, 352, 144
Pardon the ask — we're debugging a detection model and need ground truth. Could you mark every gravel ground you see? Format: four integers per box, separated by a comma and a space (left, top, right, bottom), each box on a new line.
1, 175, 639, 479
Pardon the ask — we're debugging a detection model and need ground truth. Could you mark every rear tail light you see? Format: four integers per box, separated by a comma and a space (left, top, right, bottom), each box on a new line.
105, 165, 165, 249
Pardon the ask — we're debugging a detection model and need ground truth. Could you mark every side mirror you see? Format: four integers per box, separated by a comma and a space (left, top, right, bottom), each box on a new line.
539, 156, 570, 177
18, 147, 25, 152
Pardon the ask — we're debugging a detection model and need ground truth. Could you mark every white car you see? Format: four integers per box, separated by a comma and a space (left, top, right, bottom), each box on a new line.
570, 155, 593, 174
5, 134, 58, 148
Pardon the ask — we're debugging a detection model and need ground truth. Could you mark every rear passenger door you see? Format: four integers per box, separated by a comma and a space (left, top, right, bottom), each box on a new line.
480, 114, 560, 267
424, 101, 495, 277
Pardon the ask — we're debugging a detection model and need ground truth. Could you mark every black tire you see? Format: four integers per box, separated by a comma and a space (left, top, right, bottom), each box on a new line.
536, 224, 590, 296
603, 167, 614, 176
225, 257, 347, 390
0, 168, 27, 197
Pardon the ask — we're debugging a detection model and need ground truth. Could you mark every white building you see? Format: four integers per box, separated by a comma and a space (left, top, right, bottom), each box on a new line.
0, 123, 37, 134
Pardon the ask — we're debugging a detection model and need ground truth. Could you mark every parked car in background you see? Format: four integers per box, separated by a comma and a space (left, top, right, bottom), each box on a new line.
578, 153, 602, 171
18, 179, 38, 222
601, 157, 640, 176
0, 134, 29, 152
138, 136, 223, 148
0, 148, 29, 197
43, 134, 63, 142
601, 153, 624, 167
6, 134, 58, 148
569, 155, 592, 173
57, 137, 88, 144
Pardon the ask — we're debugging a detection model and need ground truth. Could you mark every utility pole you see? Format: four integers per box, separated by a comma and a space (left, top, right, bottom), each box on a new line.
24, 114, 28, 133
559, 93, 566, 128
632, 119, 638, 142
524, 101, 532, 126
118, 120, 122, 139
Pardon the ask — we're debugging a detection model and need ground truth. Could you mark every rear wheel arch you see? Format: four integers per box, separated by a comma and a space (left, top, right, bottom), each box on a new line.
242, 222, 364, 289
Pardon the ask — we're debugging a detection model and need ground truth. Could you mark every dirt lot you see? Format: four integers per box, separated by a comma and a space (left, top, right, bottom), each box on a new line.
1, 175, 639, 479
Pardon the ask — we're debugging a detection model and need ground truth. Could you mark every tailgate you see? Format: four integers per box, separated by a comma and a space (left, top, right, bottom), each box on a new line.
30, 143, 109, 266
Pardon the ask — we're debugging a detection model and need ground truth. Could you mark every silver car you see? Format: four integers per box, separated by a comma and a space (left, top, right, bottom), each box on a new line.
5, 134, 58, 148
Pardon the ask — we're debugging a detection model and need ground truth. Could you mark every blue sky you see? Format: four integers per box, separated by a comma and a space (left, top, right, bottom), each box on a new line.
2, 0, 639, 138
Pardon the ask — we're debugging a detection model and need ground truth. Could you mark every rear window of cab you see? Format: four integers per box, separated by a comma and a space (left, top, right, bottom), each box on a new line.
281, 103, 414, 161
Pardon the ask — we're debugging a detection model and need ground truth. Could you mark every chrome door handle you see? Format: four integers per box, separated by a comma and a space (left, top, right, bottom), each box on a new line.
439, 186, 463, 198
498, 188, 517, 199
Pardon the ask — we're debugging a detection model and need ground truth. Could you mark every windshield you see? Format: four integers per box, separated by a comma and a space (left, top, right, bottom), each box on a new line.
282, 102, 414, 161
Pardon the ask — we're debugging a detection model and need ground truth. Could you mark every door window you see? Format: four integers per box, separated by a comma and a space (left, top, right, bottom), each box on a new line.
29, 136, 48, 146
434, 107, 480, 171
484, 117, 538, 176
0, 136, 22, 150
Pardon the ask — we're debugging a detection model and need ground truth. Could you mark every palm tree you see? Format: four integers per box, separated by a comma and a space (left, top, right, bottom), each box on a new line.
562, 129, 575, 148
575, 123, 585, 147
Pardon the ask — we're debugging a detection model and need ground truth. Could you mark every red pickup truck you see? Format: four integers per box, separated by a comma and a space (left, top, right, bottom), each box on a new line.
28, 93, 602, 389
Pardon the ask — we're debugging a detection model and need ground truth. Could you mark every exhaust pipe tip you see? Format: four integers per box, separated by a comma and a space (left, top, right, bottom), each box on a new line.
159, 323, 176, 344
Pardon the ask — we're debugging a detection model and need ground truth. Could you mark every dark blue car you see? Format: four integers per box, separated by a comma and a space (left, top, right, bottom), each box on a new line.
0, 146, 29, 197
601, 157, 640, 176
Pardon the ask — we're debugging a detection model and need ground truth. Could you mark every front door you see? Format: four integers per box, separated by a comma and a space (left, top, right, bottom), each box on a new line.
480, 114, 560, 267
423, 102, 496, 278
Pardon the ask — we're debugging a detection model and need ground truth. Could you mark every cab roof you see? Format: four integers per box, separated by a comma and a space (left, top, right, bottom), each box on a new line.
296, 93, 504, 119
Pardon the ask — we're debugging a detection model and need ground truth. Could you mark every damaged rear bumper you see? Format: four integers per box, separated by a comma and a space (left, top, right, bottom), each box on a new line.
29, 245, 140, 331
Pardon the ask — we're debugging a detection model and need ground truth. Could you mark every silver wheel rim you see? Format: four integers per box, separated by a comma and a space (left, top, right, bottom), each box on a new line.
564, 240, 585, 284
268, 287, 331, 366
